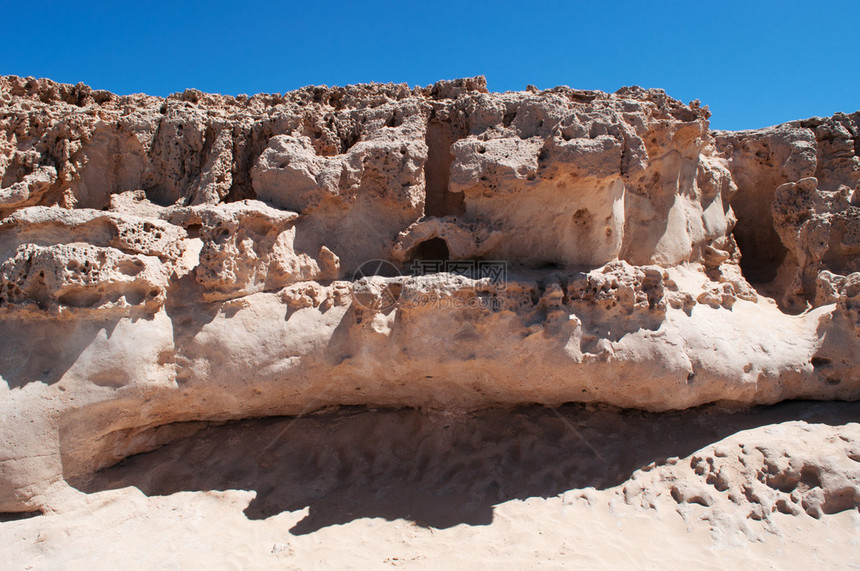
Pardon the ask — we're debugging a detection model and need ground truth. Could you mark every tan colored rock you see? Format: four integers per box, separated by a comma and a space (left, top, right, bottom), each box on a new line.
714, 113, 860, 309
627, 421, 860, 522
0, 75, 858, 517
0, 243, 167, 316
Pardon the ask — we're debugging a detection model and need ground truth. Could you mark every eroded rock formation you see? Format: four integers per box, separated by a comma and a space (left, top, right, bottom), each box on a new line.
0, 75, 858, 514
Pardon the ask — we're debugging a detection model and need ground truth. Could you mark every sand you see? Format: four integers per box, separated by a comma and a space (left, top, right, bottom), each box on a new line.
2, 401, 858, 569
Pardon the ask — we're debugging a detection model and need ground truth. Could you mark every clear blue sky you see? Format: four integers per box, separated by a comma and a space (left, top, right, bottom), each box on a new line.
2, 0, 857, 130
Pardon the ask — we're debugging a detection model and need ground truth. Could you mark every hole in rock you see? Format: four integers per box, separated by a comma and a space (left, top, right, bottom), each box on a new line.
143, 186, 180, 207
733, 223, 788, 285
729, 181, 789, 287
117, 260, 144, 277
184, 223, 203, 238
800, 466, 822, 489
57, 289, 102, 308
123, 287, 147, 306
412, 237, 450, 263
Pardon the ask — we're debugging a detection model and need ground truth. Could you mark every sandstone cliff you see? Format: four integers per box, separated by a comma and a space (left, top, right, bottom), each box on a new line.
0, 75, 857, 514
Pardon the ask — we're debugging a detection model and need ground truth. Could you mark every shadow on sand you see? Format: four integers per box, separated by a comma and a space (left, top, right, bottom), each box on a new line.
72, 400, 860, 535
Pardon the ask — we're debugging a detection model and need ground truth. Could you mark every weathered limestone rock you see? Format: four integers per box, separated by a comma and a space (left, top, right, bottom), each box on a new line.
621, 420, 860, 521
0, 75, 857, 514
714, 113, 860, 309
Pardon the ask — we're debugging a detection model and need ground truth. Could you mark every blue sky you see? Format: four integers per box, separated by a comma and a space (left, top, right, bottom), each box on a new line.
2, 0, 857, 130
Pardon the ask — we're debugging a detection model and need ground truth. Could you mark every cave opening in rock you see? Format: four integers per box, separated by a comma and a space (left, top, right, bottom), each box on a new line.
412, 237, 450, 263
733, 223, 788, 285
730, 190, 789, 285
424, 120, 466, 218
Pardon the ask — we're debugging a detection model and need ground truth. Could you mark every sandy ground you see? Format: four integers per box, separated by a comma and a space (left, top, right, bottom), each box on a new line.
1, 402, 859, 570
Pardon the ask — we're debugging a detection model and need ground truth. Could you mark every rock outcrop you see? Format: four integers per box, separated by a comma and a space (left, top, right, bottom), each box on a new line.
0, 75, 858, 514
